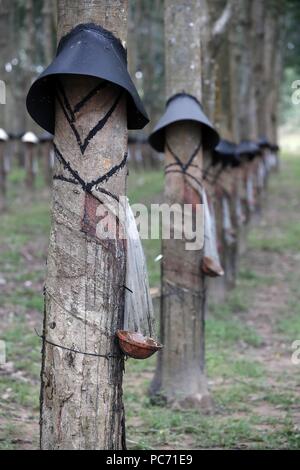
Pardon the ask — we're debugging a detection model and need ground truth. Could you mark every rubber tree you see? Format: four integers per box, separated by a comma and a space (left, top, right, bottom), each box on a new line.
0, 0, 10, 130
251, 0, 265, 139
262, 2, 283, 144
215, 9, 240, 290
227, 0, 250, 255
40, 0, 129, 450
24, 141, 37, 191
237, 0, 256, 142
201, 0, 234, 300
39, 134, 54, 186
42, 0, 56, 66
201, 0, 234, 124
150, 0, 212, 410
228, 1, 241, 145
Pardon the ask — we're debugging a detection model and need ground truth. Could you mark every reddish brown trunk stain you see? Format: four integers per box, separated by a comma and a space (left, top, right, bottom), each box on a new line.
183, 182, 201, 207
81, 193, 103, 239
81, 192, 126, 256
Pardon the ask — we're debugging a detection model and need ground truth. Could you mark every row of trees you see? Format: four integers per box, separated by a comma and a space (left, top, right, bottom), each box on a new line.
37, 0, 284, 449
0, 0, 297, 451
1, 0, 299, 137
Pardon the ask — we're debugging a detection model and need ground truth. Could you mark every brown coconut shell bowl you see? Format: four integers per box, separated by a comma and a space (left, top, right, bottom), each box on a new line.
116, 330, 163, 359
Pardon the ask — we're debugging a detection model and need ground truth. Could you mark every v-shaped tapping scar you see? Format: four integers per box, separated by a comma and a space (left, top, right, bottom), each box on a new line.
56, 80, 123, 155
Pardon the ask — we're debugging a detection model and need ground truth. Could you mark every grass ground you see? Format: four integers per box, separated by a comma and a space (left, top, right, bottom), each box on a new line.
0, 154, 300, 449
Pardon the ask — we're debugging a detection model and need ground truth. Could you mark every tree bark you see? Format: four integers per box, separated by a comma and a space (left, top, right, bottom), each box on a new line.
228, 0, 241, 143
42, 142, 54, 187
201, 0, 234, 124
266, 4, 282, 145
216, 20, 242, 290
202, 3, 234, 297
238, 0, 256, 141
0, 0, 10, 129
0, 142, 6, 212
200, 0, 216, 122
262, 8, 275, 140
251, 0, 265, 139
42, 0, 56, 64
40, 0, 128, 450
24, 0, 36, 130
271, 37, 283, 145
150, 0, 211, 410
24, 143, 35, 191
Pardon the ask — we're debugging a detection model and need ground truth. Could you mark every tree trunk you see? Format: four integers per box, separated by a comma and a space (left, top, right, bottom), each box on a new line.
228, 0, 241, 143
201, 0, 232, 124
42, 0, 56, 64
271, 39, 282, 146
42, 142, 54, 187
24, 0, 36, 130
238, 0, 256, 141
251, 0, 265, 139
0, 142, 6, 212
0, 0, 10, 129
150, 0, 211, 410
262, 8, 276, 141
266, 5, 282, 146
24, 143, 35, 191
40, 0, 128, 450
227, 1, 249, 254
217, 25, 241, 290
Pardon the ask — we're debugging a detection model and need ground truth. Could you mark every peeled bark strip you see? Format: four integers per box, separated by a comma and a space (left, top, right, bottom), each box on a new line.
150, 0, 211, 410
40, 0, 128, 450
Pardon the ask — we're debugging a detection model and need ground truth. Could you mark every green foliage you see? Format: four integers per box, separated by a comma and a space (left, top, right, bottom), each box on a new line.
277, 302, 300, 339
128, 169, 164, 206
0, 372, 39, 410
283, 0, 300, 74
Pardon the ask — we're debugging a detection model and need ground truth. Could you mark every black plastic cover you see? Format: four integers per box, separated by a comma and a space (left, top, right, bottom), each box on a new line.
148, 93, 219, 152
26, 23, 149, 133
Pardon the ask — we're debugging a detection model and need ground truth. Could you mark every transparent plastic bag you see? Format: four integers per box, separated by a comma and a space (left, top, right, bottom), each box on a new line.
222, 196, 236, 246
202, 189, 224, 277
124, 200, 156, 338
